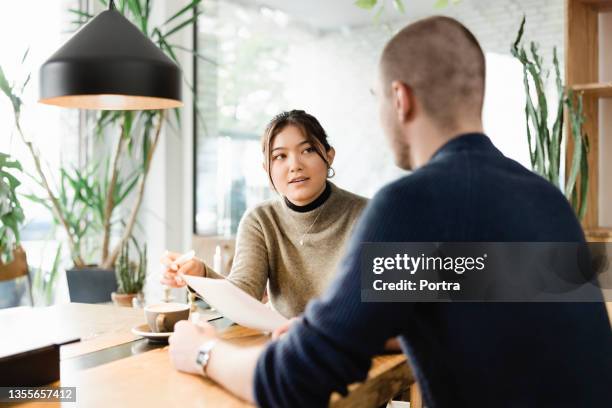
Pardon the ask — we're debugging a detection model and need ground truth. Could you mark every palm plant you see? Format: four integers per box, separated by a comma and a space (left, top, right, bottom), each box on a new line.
0, 0, 209, 270
64, 0, 208, 269
511, 17, 589, 219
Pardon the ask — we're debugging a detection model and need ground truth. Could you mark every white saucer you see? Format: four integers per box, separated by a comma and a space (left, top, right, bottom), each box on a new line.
131, 323, 172, 342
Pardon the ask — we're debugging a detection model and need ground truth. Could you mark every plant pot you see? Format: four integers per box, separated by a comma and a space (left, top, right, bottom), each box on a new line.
111, 291, 143, 307
66, 266, 117, 304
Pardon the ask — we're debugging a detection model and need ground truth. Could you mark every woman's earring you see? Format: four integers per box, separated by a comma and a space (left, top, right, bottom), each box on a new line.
327, 167, 336, 178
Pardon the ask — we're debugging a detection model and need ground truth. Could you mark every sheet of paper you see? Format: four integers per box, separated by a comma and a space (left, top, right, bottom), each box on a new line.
183, 276, 288, 332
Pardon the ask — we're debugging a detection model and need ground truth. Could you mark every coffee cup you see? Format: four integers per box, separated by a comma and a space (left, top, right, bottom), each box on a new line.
144, 302, 190, 333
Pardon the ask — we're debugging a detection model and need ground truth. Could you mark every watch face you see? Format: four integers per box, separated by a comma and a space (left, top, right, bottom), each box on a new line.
195, 340, 217, 372
196, 350, 207, 365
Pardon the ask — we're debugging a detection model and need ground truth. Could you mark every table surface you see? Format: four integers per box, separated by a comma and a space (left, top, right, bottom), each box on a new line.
2, 303, 413, 408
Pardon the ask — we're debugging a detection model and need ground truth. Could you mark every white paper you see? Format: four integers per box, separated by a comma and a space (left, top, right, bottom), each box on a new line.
183, 276, 288, 332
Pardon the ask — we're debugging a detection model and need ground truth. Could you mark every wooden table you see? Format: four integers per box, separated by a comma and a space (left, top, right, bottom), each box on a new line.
2, 303, 415, 407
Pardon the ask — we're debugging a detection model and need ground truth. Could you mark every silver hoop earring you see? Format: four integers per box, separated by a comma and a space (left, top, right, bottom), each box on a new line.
327, 167, 336, 178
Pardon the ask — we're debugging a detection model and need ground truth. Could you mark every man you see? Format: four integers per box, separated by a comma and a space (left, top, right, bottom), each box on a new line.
169, 17, 612, 407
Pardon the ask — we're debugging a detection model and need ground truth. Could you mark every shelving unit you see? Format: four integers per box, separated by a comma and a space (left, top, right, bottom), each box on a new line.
566, 0, 612, 241
578, 0, 612, 11
571, 83, 612, 98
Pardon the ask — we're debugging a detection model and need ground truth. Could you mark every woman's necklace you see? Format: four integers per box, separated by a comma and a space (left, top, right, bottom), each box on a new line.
285, 205, 324, 246
296, 207, 323, 246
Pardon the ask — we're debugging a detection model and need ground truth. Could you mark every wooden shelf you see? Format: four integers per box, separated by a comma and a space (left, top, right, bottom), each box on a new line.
571, 83, 612, 98
579, 0, 612, 11
586, 227, 612, 242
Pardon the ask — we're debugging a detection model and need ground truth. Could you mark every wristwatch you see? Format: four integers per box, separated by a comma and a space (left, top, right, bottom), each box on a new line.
195, 340, 217, 376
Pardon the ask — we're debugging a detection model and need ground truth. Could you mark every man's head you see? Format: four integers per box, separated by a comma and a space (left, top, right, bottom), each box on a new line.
378, 16, 486, 170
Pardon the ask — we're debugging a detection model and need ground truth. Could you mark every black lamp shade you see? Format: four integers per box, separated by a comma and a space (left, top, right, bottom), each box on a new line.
39, 8, 182, 110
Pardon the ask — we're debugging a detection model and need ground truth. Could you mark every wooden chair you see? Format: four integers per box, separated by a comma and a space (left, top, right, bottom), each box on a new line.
0, 247, 33, 306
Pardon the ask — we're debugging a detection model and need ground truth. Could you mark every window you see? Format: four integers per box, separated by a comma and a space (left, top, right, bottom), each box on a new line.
0, 0, 80, 306
194, 2, 554, 238
194, 1, 302, 236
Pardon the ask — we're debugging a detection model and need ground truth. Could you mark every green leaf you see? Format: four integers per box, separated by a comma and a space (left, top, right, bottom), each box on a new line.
168, 43, 218, 66
564, 91, 583, 198
116, 173, 140, 205
355, 0, 378, 10
22, 193, 51, 210
123, 111, 134, 139
159, 38, 179, 64
20, 73, 31, 94
511, 16, 526, 58
46, 244, 63, 302
162, 0, 201, 27
434, 0, 449, 9
125, 0, 146, 33
162, 12, 202, 39
68, 8, 94, 19
20, 48, 30, 65
393, 0, 406, 13
0, 65, 11, 97
577, 137, 589, 220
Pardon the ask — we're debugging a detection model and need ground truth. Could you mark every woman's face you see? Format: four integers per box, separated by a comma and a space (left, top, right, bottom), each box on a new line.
267, 125, 334, 206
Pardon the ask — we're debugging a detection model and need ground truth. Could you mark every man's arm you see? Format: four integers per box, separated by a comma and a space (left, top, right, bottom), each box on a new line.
168, 320, 263, 403
254, 187, 411, 407
207, 341, 262, 402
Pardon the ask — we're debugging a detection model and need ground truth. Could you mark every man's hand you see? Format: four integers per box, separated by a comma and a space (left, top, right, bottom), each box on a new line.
168, 320, 218, 375
271, 317, 300, 340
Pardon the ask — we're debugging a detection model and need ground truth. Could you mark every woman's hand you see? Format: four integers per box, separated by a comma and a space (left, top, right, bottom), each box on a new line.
160, 250, 205, 288
271, 317, 300, 340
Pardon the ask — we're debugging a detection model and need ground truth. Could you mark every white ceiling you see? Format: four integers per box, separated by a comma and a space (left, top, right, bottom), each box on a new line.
247, 0, 438, 31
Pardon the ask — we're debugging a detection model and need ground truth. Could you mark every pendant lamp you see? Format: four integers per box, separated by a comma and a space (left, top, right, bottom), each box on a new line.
39, 0, 182, 110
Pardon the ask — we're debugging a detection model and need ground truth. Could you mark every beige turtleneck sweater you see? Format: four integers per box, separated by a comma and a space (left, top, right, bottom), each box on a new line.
204, 183, 367, 318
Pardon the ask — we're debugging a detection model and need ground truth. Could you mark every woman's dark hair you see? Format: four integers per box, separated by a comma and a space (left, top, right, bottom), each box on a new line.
262, 110, 333, 190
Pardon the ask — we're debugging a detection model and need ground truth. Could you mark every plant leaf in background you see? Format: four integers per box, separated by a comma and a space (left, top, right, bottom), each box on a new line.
434, 0, 449, 8
60, 0, 209, 268
511, 16, 589, 220
355, 0, 378, 10
393, 0, 406, 13
115, 239, 146, 294
31, 244, 62, 306
0, 152, 25, 263
356, 0, 461, 18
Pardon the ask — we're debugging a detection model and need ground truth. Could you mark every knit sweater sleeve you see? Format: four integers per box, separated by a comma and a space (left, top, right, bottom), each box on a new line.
204, 209, 269, 301
253, 187, 409, 407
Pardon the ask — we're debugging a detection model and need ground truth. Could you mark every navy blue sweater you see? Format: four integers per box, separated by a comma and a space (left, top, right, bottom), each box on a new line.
254, 134, 612, 407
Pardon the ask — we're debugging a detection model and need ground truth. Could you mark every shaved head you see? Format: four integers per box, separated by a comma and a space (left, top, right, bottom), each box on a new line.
380, 16, 485, 130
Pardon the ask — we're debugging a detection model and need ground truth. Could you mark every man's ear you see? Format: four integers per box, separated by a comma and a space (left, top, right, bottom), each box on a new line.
326, 147, 336, 167
391, 80, 413, 123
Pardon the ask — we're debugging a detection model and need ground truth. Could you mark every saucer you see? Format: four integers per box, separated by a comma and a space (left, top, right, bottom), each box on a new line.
131, 323, 173, 343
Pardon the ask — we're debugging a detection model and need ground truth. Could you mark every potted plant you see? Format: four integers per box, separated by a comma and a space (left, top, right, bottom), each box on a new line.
0, 0, 207, 302
0, 151, 30, 306
111, 240, 147, 307
511, 17, 589, 220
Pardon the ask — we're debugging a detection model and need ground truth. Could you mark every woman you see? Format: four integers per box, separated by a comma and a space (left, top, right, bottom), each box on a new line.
161, 110, 367, 318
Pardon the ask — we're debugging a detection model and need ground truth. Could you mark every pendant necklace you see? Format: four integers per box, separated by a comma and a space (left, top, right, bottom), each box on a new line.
287, 206, 323, 246
299, 207, 323, 245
